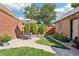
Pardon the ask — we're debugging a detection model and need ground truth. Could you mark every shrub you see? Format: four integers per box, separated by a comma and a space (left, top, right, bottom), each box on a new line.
39, 23, 46, 34
1, 34, 11, 43
52, 34, 70, 42
31, 23, 38, 34
72, 36, 79, 47
51, 34, 58, 39
24, 23, 30, 33
73, 37, 78, 44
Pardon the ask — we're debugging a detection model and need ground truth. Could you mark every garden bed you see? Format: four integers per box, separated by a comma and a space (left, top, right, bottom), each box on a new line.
51, 34, 70, 42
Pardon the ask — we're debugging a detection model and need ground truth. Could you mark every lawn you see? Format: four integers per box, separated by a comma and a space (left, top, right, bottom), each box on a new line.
35, 36, 69, 49
36, 36, 53, 46
0, 47, 55, 56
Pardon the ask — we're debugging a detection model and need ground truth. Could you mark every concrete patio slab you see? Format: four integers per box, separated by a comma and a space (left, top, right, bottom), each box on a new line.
0, 37, 56, 54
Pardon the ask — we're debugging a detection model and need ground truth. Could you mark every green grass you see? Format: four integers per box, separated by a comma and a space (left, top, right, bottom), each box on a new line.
35, 36, 69, 49
36, 36, 53, 46
0, 47, 55, 56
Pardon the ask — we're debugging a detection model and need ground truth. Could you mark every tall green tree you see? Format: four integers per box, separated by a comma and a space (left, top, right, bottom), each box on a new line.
24, 4, 39, 20
40, 3, 56, 25
24, 3, 56, 25
71, 3, 79, 8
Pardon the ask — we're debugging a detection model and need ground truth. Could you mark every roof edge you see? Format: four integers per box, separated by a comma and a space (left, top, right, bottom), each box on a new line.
0, 4, 20, 20
54, 7, 79, 23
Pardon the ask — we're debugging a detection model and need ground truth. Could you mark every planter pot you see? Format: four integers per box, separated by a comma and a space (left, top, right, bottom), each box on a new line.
2, 42, 9, 46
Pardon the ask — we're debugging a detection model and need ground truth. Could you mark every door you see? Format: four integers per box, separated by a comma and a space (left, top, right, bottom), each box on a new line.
72, 19, 78, 39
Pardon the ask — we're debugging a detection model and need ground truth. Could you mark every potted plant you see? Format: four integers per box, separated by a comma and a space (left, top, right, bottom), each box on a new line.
1, 34, 11, 46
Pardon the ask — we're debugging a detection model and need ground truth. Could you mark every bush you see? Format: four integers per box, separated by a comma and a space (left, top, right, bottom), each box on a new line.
24, 23, 30, 33
31, 23, 38, 34
39, 23, 46, 34
52, 34, 70, 42
1, 34, 11, 43
72, 36, 79, 47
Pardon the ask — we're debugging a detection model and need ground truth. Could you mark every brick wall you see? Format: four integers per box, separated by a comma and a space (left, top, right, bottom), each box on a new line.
0, 11, 22, 39
55, 13, 79, 39
55, 18, 70, 38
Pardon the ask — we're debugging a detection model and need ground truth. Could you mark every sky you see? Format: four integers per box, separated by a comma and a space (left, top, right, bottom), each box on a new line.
3, 3, 73, 20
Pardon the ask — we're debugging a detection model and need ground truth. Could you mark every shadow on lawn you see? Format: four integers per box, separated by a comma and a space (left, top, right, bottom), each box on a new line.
44, 34, 70, 50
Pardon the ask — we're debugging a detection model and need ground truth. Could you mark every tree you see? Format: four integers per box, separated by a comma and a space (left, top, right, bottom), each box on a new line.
24, 4, 39, 20
71, 3, 79, 8
40, 3, 56, 25
24, 3, 56, 25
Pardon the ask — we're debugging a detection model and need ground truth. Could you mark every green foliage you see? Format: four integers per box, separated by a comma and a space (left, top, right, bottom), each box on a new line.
24, 3, 56, 25
31, 23, 38, 34
24, 4, 39, 20
40, 3, 56, 24
1, 34, 11, 43
39, 23, 46, 34
23, 22, 46, 34
52, 34, 70, 42
71, 3, 79, 8
73, 37, 78, 45
24, 23, 30, 33
72, 36, 79, 47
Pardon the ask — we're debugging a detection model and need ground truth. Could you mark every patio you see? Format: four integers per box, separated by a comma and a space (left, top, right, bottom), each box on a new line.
0, 35, 79, 56
0, 36, 56, 54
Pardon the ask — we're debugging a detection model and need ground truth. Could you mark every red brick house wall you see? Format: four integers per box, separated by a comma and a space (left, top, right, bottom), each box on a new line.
0, 11, 22, 39
55, 12, 79, 40
55, 18, 71, 38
